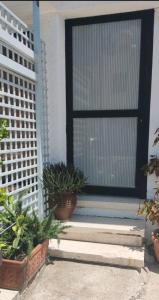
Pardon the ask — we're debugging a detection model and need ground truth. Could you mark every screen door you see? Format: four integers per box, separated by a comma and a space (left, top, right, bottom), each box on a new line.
66, 10, 154, 197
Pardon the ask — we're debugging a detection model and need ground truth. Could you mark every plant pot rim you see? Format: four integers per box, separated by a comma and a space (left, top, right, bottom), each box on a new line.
152, 235, 159, 242
1, 240, 49, 264
2, 257, 27, 265
154, 239, 159, 243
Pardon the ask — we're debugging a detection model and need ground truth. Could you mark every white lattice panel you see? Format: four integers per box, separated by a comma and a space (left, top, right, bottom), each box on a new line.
41, 40, 49, 165
0, 2, 34, 51
0, 42, 35, 71
0, 2, 39, 213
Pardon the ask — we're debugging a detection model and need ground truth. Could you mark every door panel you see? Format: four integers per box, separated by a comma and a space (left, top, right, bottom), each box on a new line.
66, 10, 154, 198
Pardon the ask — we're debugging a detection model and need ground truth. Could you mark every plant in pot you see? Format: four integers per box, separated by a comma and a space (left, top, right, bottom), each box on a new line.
0, 192, 66, 290
43, 162, 87, 220
138, 127, 159, 262
138, 195, 159, 261
0, 120, 66, 290
142, 128, 159, 177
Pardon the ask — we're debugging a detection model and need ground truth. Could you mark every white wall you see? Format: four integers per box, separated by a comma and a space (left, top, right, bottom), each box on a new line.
40, 13, 66, 163
40, 1, 159, 19
147, 9, 159, 199
40, 5, 159, 201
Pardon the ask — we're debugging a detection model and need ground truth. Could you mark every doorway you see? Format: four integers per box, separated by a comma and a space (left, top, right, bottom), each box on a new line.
66, 10, 154, 198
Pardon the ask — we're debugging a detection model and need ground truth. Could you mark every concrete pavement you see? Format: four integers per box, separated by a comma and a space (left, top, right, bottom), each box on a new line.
21, 260, 151, 300
145, 264, 159, 300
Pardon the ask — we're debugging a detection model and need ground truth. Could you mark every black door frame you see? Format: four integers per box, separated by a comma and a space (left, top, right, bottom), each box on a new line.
65, 10, 154, 198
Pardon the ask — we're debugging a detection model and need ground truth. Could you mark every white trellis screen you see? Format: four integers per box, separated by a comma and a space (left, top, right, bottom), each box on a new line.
41, 40, 49, 165
0, 1, 43, 214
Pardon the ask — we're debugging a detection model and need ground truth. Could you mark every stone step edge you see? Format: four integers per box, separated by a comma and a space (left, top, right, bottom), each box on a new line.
60, 229, 145, 240
74, 208, 143, 220
63, 223, 144, 237
59, 232, 144, 247
76, 198, 142, 211
48, 239, 144, 269
63, 215, 145, 236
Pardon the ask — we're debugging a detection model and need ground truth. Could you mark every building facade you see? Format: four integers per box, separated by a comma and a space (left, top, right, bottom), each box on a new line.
2, 1, 159, 225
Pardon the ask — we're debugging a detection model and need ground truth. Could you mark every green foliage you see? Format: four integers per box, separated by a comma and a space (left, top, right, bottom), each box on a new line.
43, 162, 87, 196
25, 209, 66, 248
153, 128, 159, 146
143, 129, 159, 176
139, 127, 159, 226
0, 119, 8, 167
138, 198, 159, 225
0, 117, 66, 260
0, 119, 8, 142
0, 194, 66, 260
0, 120, 66, 260
142, 155, 159, 177
156, 232, 159, 240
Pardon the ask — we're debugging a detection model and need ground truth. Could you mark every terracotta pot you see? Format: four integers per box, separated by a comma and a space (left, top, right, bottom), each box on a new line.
26, 240, 49, 283
0, 257, 27, 290
0, 240, 49, 291
51, 192, 77, 220
151, 228, 159, 262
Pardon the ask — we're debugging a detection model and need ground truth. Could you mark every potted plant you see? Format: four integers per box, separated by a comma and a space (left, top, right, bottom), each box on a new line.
138, 127, 159, 262
138, 197, 159, 261
143, 155, 159, 177
43, 162, 87, 220
142, 128, 159, 177
152, 228, 159, 262
0, 120, 66, 290
0, 192, 66, 290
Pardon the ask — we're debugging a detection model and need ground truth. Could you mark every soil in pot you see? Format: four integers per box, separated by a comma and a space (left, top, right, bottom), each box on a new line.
51, 192, 77, 220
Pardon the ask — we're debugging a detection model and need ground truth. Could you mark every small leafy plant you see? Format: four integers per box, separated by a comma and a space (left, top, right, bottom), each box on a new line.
143, 155, 159, 177
43, 162, 87, 196
138, 198, 159, 225
139, 127, 159, 226
0, 193, 66, 260
155, 232, 159, 240
143, 128, 159, 176
0, 118, 66, 260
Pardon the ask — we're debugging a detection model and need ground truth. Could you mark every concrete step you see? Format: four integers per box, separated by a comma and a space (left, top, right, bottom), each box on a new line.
0, 289, 19, 300
49, 239, 144, 269
60, 215, 145, 247
75, 195, 144, 219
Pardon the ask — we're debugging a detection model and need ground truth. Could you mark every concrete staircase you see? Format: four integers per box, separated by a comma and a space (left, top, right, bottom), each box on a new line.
49, 197, 145, 269
74, 195, 143, 219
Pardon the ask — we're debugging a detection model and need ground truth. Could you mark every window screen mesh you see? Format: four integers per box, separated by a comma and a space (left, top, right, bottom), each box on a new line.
73, 20, 141, 111
74, 118, 137, 188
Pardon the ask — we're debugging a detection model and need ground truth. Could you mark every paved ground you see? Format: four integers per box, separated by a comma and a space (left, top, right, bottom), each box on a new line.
20, 259, 159, 300
145, 263, 159, 300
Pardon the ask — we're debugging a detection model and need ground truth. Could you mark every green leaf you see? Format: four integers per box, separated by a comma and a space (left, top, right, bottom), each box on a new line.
13, 237, 20, 249
12, 225, 17, 232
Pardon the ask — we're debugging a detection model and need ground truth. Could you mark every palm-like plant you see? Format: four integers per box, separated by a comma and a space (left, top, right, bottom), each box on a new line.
43, 162, 87, 196
0, 193, 66, 260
